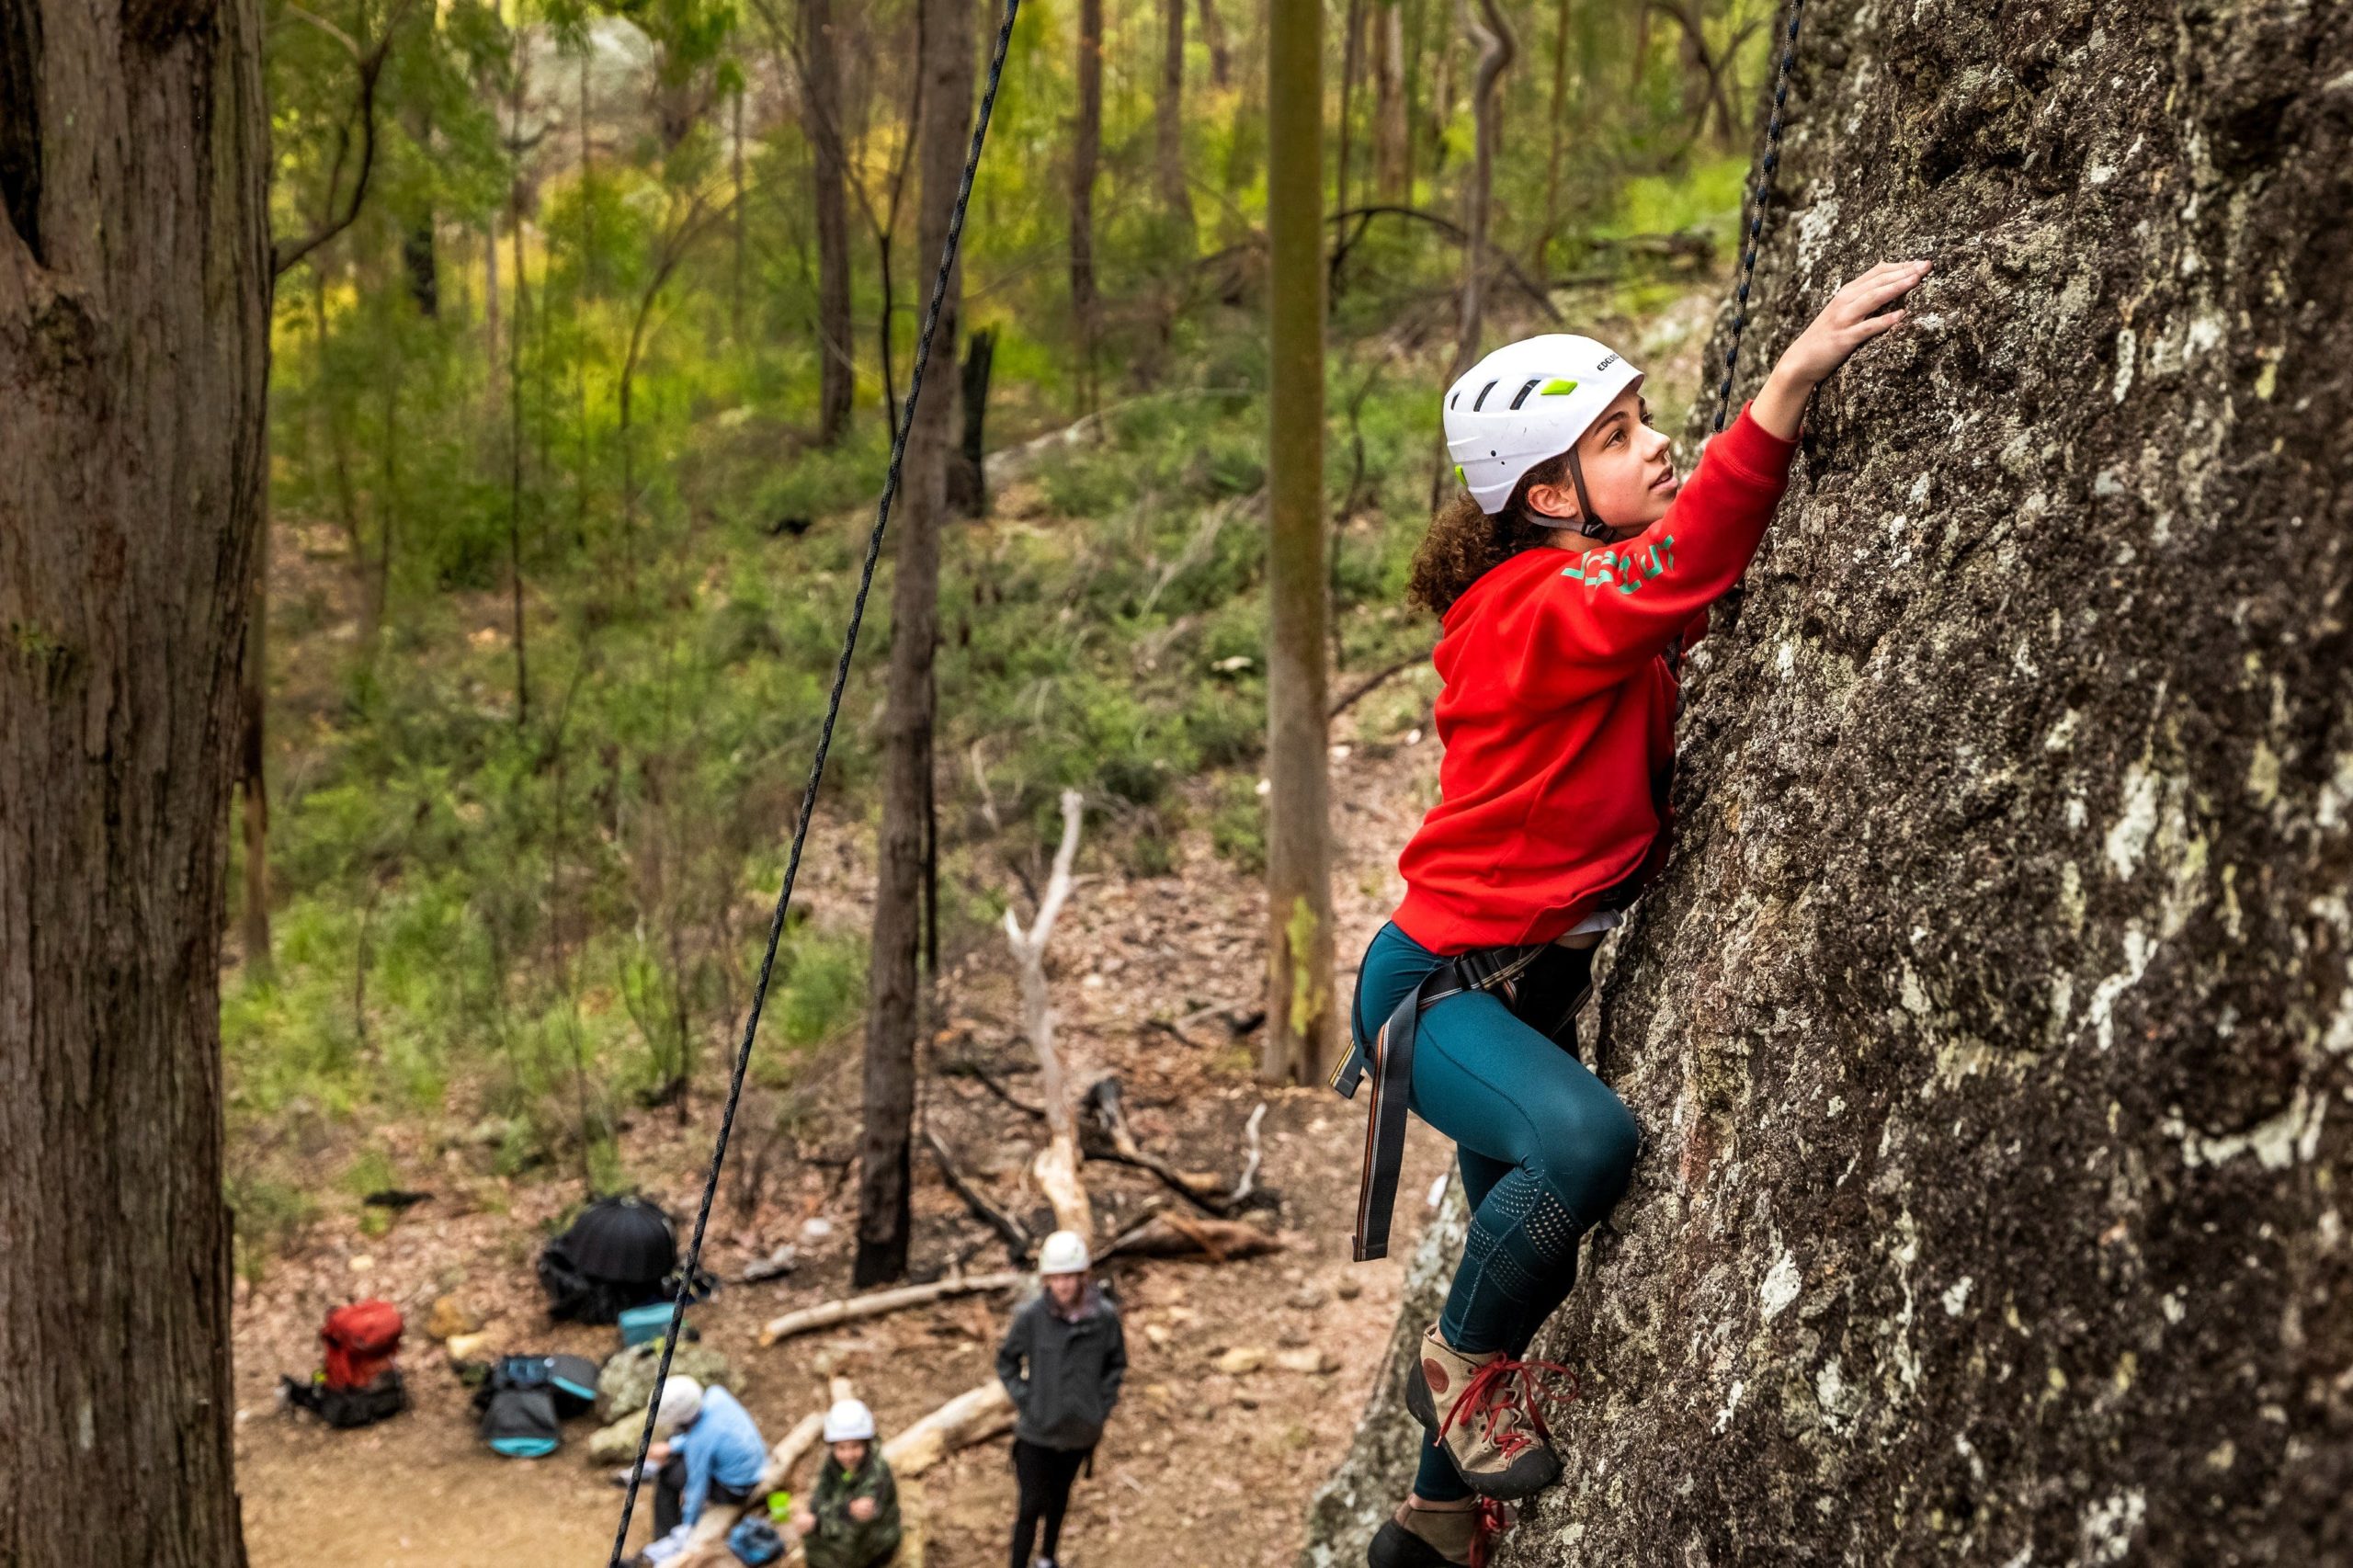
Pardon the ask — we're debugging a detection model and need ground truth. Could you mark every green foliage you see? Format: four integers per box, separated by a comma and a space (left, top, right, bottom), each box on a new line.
235, 0, 1760, 1264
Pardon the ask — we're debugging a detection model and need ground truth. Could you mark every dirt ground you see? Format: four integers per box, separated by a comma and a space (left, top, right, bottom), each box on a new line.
233, 702, 1459, 1568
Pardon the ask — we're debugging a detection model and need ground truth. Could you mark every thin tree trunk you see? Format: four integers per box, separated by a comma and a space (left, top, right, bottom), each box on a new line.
1069, 0, 1103, 413
732, 89, 746, 340
1336, 0, 1367, 225
484, 222, 502, 381
1197, 0, 1231, 88
1372, 0, 1408, 202
508, 195, 531, 728
1539, 0, 1573, 272
805, 0, 855, 444
855, 0, 972, 1289
0, 0, 270, 1562
239, 511, 272, 979
1449, 0, 1514, 386
1263, 0, 1336, 1085
1154, 0, 1193, 251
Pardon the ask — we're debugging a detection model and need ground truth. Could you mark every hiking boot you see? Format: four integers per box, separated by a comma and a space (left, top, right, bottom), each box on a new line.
1366, 1498, 1506, 1568
1403, 1327, 1566, 1500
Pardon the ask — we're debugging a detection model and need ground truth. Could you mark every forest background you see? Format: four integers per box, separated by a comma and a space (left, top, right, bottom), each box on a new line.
234, 0, 1774, 1275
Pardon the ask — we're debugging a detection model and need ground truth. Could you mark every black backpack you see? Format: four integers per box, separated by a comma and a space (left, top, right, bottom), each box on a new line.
483, 1353, 601, 1420
282, 1369, 408, 1430
479, 1385, 562, 1459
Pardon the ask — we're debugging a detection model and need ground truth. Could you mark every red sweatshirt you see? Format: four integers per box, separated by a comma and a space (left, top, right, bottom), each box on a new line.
1392, 405, 1797, 953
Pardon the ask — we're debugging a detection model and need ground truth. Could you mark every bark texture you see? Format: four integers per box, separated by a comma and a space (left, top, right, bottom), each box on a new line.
1068, 0, 1103, 410
1262, 0, 1335, 1085
1312, 2, 2353, 1562
0, 0, 271, 1563
802, 0, 855, 445
855, 0, 972, 1288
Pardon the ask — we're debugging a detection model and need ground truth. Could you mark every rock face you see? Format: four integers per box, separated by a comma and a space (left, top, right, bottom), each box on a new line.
1310, 3, 2352, 1563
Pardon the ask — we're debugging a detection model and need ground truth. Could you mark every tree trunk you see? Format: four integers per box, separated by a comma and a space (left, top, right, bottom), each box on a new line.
0, 1, 269, 1564
731, 88, 746, 340
1370, 0, 1408, 203
951, 325, 994, 517
1154, 0, 1193, 251
1068, 0, 1103, 412
239, 512, 271, 978
1335, 0, 1366, 222
1446, 0, 1512, 388
804, 0, 854, 445
1261, 0, 1335, 1086
855, 0, 972, 1290
1536, 0, 1573, 272
1308, 3, 2353, 1561
1196, 0, 1230, 89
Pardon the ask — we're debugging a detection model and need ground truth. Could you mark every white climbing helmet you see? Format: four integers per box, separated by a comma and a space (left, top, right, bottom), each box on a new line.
1038, 1229, 1092, 1277
655, 1375, 704, 1432
823, 1397, 877, 1444
1442, 335, 1644, 516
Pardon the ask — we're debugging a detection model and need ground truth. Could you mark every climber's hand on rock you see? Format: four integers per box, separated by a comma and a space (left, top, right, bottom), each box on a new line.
1753, 259, 1930, 437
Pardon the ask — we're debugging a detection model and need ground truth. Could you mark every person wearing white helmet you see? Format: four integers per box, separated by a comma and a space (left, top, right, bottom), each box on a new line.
995, 1230, 1126, 1568
1335, 262, 1932, 1568
632, 1373, 767, 1563
789, 1397, 903, 1568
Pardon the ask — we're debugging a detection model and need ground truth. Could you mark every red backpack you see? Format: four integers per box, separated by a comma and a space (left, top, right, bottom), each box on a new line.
320, 1301, 404, 1391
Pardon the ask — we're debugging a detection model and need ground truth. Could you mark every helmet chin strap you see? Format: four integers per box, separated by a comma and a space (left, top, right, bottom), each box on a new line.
1563, 448, 1614, 540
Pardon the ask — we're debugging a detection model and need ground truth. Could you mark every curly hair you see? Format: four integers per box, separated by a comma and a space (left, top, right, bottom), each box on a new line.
1405, 452, 1574, 617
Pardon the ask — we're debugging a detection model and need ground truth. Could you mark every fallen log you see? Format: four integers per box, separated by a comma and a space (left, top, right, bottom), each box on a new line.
1100, 1212, 1285, 1262
757, 1270, 1026, 1347
882, 1380, 1016, 1474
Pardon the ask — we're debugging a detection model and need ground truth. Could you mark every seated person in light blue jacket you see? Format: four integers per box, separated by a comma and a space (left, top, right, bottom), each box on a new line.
637, 1374, 767, 1561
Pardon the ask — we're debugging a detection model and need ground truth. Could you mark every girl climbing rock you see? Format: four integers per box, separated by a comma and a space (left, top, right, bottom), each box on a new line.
1337, 261, 1931, 1568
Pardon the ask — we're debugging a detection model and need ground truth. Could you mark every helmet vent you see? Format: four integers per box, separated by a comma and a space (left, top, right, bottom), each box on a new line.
1471, 380, 1499, 412
1507, 378, 1542, 410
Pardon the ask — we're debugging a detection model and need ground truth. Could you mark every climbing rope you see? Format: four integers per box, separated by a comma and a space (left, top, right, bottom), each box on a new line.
602, 0, 1025, 1558
1711, 0, 1807, 433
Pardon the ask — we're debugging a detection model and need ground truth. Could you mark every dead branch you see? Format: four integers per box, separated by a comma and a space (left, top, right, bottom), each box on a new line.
1005, 790, 1092, 1243
1101, 1212, 1284, 1262
1329, 649, 1433, 719
1083, 1077, 1242, 1217
1227, 1102, 1267, 1209
272, 0, 421, 278
937, 1055, 1047, 1119
923, 1127, 1037, 1264
757, 1268, 1027, 1347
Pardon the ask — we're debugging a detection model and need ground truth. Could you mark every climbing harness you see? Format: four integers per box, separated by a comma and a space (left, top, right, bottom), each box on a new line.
1711, 0, 1806, 434
1330, 943, 1556, 1262
601, 0, 1027, 1559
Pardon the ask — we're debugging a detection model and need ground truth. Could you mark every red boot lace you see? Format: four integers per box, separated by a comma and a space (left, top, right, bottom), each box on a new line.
1437, 1356, 1579, 1460
1468, 1498, 1514, 1568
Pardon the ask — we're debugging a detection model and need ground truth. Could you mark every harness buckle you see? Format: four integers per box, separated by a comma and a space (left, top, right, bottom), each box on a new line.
1328, 1037, 1370, 1099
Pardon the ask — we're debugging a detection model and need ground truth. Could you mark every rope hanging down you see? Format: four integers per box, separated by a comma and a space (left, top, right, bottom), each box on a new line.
603, 0, 1026, 1558
1711, 0, 1806, 433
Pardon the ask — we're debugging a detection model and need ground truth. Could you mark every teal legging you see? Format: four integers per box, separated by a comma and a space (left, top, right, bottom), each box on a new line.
1350, 922, 1641, 1502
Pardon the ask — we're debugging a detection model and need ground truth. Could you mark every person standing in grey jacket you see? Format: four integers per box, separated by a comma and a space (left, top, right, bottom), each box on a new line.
995, 1230, 1126, 1568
